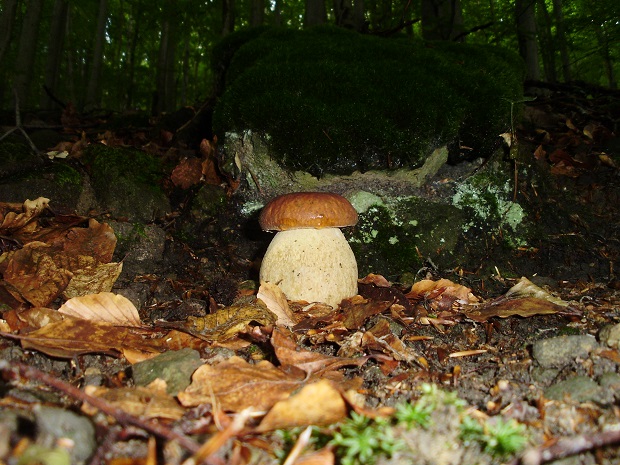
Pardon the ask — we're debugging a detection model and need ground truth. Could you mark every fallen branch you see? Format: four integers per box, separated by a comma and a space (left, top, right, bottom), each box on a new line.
517, 429, 620, 465
0, 359, 202, 455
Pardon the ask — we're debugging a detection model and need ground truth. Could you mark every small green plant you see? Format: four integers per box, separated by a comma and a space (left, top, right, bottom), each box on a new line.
460, 416, 527, 458
329, 412, 403, 465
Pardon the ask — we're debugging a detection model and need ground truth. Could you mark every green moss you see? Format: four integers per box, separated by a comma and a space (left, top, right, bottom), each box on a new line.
45, 163, 82, 188
214, 26, 524, 176
84, 144, 164, 193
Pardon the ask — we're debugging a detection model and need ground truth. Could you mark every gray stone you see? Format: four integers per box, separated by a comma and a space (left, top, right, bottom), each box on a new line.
531, 335, 599, 368
544, 376, 612, 405
132, 348, 202, 395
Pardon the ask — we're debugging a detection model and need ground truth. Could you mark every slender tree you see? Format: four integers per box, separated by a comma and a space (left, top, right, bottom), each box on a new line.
421, 0, 465, 41
551, 0, 571, 81
0, 0, 19, 106
305, 0, 327, 27
13, 0, 44, 107
250, 0, 265, 26
85, 0, 109, 109
536, 0, 557, 82
222, 0, 235, 35
515, 0, 540, 80
41, 0, 69, 110
154, 0, 179, 114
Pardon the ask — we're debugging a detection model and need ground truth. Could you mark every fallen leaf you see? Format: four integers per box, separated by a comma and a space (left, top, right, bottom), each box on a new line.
504, 277, 570, 307
182, 300, 277, 341
171, 157, 204, 189
83, 380, 184, 420
62, 261, 123, 299
58, 292, 142, 326
461, 297, 565, 322
178, 356, 304, 412
257, 281, 296, 327
0, 198, 49, 235
255, 379, 348, 432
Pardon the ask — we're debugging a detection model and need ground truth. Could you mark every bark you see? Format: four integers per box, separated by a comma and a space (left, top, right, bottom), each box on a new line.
0, 0, 18, 67
273, 0, 282, 26
304, 0, 327, 28
154, 0, 178, 114
0, 0, 19, 106
536, 0, 557, 82
86, 0, 108, 109
368, 0, 391, 31
41, 0, 69, 110
596, 24, 616, 88
332, 0, 353, 28
421, 0, 465, 41
515, 0, 540, 80
551, 0, 571, 81
125, 4, 143, 109
222, 0, 235, 35
250, 0, 264, 27
13, 0, 44, 107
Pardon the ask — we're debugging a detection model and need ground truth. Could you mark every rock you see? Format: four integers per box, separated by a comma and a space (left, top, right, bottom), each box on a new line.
598, 323, 620, 348
531, 335, 599, 368
132, 348, 202, 395
33, 405, 96, 463
109, 222, 167, 278
544, 376, 612, 405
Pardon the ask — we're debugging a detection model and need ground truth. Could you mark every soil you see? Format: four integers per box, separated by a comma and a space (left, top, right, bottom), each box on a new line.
1, 80, 620, 465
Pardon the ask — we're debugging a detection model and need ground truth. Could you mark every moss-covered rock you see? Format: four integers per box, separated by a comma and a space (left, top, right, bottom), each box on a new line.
213, 26, 524, 177
347, 193, 465, 279
84, 144, 170, 222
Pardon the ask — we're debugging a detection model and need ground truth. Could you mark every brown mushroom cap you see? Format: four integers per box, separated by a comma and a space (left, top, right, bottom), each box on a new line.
259, 192, 358, 231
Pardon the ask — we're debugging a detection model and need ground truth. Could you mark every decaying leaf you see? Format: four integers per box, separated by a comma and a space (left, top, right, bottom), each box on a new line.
0, 198, 49, 235
255, 379, 348, 432
460, 277, 574, 322
58, 292, 142, 326
171, 157, 204, 189
62, 261, 123, 299
178, 356, 304, 412
182, 300, 277, 341
257, 281, 296, 327
83, 380, 184, 420
2, 242, 73, 307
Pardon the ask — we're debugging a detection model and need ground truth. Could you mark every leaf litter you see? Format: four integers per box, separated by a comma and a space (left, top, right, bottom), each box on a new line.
0, 195, 617, 465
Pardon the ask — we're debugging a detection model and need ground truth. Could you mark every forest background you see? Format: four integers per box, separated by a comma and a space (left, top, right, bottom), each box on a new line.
0, 0, 618, 117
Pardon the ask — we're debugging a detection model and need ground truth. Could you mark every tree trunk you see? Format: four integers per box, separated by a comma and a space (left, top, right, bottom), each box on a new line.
305, 0, 327, 28
0, 0, 18, 68
125, 3, 143, 109
596, 23, 616, 88
421, 0, 465, 41
515, 0, 540, 80
41, 0, 69, 110
332, 0, 353, 28
368, 0, 391, 31
222, 0, 235, 35
273, 0, 282, 26
86, 0, 108, 109
0, 0, 19, 107
154, 0, 178, 114
250, 0, 264, 27
536, 0, 557, 82
551, 0, 571, 82
13, 0, 44, 107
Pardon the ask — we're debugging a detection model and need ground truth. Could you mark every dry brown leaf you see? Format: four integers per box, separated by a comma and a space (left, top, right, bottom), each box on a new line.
460, 296, 565, 322
358, 274, 391, 287
2, 242, 73, 307
0, 197, 49, 235
340, 298, 392, 330
291, 447, 335, 465
178, 356, 304, 412
504, 277, 569, 307
183, 300, 277, 341
45, 219, 117, 263
83, 380, 184, 420
58, 292, 141, 326
0, 316, 195, 358
272, 327, 367, 377
171, 157, 204, 189
257, 281, 296, 327
62, 261, 123, 299
255, 379, 348, 432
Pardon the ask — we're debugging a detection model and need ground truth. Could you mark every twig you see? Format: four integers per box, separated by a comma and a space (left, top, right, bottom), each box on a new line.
518, 429, 620, 465
0, 89, 39, 153
0, 359, 201, 455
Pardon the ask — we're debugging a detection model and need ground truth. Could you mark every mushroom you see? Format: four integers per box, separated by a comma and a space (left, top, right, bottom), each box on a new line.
259, 192, 359, 308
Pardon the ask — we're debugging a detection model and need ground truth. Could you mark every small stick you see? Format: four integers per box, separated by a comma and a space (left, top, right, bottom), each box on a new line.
518, 429, 620, 465
0, 359, 201, 455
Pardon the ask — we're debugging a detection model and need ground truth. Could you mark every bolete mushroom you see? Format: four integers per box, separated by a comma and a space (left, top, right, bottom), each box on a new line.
259, 192, 359, 308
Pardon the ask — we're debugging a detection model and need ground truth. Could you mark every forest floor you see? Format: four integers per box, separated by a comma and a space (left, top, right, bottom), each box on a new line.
1, 81, 620, 465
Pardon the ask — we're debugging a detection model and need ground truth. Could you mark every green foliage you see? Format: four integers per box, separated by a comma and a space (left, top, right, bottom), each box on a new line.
214, 26, 524, 176
460, 416, 527, 458
329, 412, 403, 465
